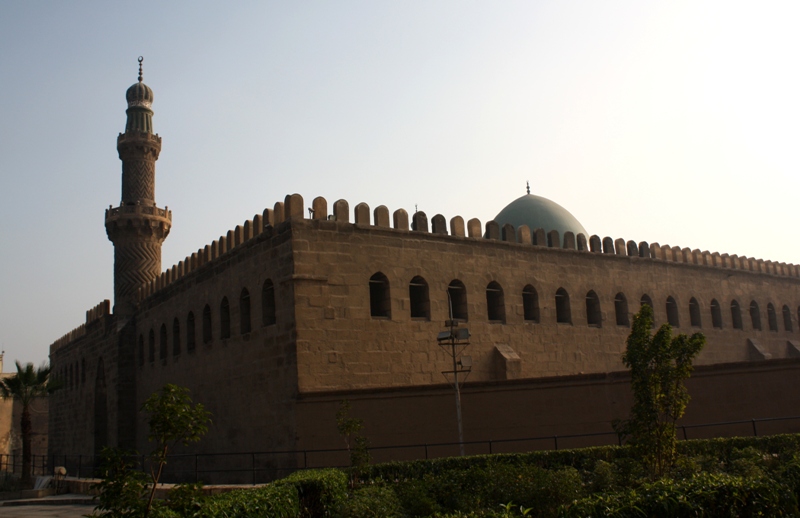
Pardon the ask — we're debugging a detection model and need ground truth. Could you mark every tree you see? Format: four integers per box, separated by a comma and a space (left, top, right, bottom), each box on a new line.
620, 304, 705, 477
336, 400, 370, 487
141, 384, 211, 517
0, 361, 54, 485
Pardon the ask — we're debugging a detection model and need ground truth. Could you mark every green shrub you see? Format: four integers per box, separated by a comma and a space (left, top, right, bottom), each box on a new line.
276, 469, 347, 518
336, 485, 402, 518
394, 478, 443, 517
165, 482, 206, 516
560, 472, 799, 517
196, 484, 299, 518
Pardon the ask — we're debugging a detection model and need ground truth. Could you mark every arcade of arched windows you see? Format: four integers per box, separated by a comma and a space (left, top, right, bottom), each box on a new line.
364, 273, 800, 336
137, 278, 279, 368
134, 272, 800, 369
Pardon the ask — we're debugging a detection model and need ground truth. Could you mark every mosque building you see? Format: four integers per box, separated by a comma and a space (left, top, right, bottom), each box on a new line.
47, 61, 800, 481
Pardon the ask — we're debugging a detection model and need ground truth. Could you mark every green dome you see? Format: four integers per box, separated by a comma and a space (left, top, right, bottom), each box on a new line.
494, 193, 588, 237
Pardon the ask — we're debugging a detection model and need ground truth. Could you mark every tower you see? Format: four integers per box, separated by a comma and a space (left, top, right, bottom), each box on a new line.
105, 58, 171, 317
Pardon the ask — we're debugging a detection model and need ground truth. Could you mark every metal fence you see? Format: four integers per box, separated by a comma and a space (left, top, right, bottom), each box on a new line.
0, 454, 50, 478
48, 414, 800, 484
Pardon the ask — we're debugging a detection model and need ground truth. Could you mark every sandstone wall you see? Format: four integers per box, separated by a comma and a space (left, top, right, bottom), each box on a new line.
295, 358, 800, 464
48, 313, 118, 462
291, 218, 800, 392
132, 225, 299, 465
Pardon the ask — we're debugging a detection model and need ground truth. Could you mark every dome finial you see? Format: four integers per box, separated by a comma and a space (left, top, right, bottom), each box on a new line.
137, 56, 143, 83
526, 181, 530, 195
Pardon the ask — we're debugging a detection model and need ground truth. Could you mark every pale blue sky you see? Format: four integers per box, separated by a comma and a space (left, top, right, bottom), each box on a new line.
1, 1, 799, 369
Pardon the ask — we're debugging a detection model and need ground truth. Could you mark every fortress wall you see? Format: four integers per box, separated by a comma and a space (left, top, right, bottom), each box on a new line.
48, 312, 119, 460
288, 216, 800, 393
294, 359, 800, 457
131, 224, 300, 463
134, 194, 799, 308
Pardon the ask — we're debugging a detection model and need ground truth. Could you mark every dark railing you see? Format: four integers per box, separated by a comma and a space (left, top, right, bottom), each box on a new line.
0, 454, 50, 478
47, 415, 800, 485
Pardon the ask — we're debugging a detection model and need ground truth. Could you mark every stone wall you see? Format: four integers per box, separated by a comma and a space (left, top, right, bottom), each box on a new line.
48, 314, 119, 461
295, 358, 800, 463
290, 218, 800, 392
45, 192, 800, 473
131, 224, 299, 466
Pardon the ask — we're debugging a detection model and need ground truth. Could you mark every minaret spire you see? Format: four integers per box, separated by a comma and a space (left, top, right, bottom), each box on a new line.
526, 181, 530, 195
105, 58, 172, 317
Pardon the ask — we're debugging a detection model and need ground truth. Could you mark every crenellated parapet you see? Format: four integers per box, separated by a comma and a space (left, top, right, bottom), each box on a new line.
135, 194, 800, 303
49, 299, 111, 354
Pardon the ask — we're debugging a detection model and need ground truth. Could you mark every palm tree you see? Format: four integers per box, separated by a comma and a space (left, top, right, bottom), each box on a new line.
0, 361, 53, 485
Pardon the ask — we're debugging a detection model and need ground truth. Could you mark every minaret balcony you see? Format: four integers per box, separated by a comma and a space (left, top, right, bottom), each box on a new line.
105, 203, 172, 242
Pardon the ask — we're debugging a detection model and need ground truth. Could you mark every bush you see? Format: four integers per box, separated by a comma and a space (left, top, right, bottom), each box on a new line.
276, 469, 347, 518
336, 485, 402, 518
561, 472, 799, 517
195, 484, 299, 518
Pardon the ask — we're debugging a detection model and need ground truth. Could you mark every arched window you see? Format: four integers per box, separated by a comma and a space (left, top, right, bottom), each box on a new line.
711, 299, 723, 329
585, 291, 601, 327
767, 303, 778, 332
486, 282, 506, 323
783, 305, 793, 332
240, 288, 251, 334
148, 329, 155, 363
138, 335, 145, 367
731, 300, 743, 330
159, 324, 168, 360
750, 301, 761, 331
448, 280, 468, 321
220, 297, 231, 339
666, 297, 679, 327
689, 297, 701, 328
202, 305, 212, 344
172, 318, 181, 356
187, 312, 196, 352
262, 279, 276, 326
409, 276, 430, 319
522, 285, 539, 322
555, 288, 571, 324
614, 293, 629, 326
369, 272, 391, 318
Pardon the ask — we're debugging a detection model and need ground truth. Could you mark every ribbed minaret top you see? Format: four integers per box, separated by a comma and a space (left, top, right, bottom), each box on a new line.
124, 57, 154, 133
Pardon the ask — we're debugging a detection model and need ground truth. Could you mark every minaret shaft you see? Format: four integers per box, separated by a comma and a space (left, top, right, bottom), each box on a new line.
105, 59, 171, 317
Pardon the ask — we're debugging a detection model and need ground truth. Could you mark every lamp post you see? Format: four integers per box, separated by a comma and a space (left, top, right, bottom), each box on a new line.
437, 318, 471, 456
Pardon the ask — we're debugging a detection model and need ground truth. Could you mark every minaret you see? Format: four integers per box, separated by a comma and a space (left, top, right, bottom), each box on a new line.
105, 57, 171, 317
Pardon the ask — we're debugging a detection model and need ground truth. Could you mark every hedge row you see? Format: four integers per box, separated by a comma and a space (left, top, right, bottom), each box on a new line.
146, 434, 800, 517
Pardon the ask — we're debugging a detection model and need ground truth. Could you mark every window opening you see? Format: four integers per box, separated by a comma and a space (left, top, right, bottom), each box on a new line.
586, 290, 601, 327
262, 280, 276, 326
522, 285, 540, 322
556, 288, 571, 324
750, 301, 761, 331
486, 282, 506, 323
409, 277, 430, 319
240, 288, 251, 334
711, 299, 722, 329
448, 280, 468, 321
731, 300, 743, 330
614, 293, 629, 326
220, 297, 231, 339
689, 297, 701, 327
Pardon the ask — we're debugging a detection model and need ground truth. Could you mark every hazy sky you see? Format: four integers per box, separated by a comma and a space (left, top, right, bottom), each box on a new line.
1, 1, 799, 369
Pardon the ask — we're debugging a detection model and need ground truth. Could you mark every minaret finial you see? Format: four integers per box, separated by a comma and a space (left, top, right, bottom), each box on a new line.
137, 56, 143, 83
526, 181, 530, 195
